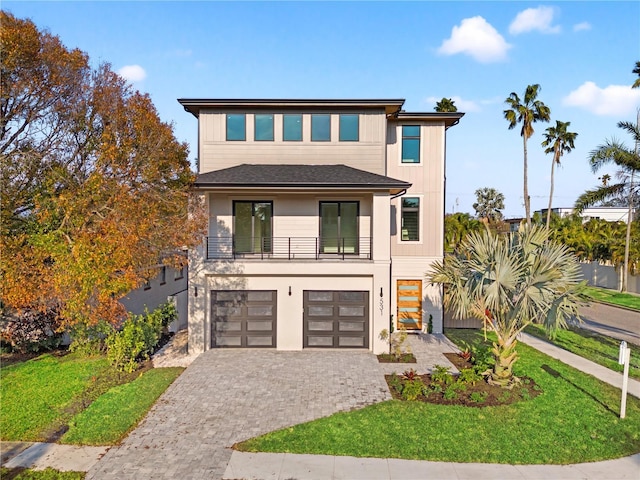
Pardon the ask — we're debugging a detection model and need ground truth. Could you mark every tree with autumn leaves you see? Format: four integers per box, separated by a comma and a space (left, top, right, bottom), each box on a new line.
1, 12, 205, 333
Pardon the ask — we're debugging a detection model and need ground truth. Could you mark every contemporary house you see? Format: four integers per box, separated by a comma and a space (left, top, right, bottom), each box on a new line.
179, 99, 463, 354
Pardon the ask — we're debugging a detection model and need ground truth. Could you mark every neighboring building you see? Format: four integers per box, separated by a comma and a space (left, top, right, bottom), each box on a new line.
539, 207, 635, 224
179, 98, 463, 354
120, 264, 188, 332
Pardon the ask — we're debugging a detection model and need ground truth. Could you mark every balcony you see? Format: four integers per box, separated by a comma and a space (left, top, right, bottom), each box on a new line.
206, 236, 372, 261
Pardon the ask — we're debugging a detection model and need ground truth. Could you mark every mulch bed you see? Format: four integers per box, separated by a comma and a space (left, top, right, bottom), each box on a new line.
385, 352, 542, 407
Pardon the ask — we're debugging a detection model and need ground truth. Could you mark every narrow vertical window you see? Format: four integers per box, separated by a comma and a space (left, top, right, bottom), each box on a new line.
401, 197, 420, 241
254, 114, 274, 141
160, 266, 166, 284
401, 125, 420, 163
226, 114, 246, 141
339, 114, 359, 141
283, 114, 302, 141
311, 114, 331, 141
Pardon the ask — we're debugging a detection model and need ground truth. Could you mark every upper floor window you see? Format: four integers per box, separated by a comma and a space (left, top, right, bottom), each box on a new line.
339, 114, 359, 141
226, 114, 246, 141
254, 114, 274, 141
401, 197, 420, 241
311, 114, 331, 141
401, 125, 420, 163
233, 201, 273, 254
320, 201, 359, 254
283, 114, 303, 141
159, 266, 167, 285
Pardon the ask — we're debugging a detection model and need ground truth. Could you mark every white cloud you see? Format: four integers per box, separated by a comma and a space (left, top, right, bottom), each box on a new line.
573, 22, 591, 32
426, 96, 481, 112
118, 65, 147, 83
562, 81, 640, 116
437, 16, 511, 63
509, 6, 561, 35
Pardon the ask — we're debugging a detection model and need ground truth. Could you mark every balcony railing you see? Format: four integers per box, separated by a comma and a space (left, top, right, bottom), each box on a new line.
206, 236, 372, 260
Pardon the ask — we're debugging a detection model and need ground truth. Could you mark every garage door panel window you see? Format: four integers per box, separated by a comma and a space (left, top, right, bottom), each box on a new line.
303, 290, 369, 349
248, 291, 273, 302
247, 320, 274, 331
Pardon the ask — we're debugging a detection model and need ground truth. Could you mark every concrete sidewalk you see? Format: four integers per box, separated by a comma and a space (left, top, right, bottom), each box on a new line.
519, 332, 640, 398
223, 451, 640, 480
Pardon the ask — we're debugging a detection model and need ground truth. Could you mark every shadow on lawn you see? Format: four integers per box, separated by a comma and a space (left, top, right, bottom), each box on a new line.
540, 364, 617, 415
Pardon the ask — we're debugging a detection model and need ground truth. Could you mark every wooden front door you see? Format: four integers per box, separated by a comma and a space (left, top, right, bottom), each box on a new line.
397, 280, 422, 330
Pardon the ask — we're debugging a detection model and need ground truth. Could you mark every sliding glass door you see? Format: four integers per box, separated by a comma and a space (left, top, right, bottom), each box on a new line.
320, 202, 358, 254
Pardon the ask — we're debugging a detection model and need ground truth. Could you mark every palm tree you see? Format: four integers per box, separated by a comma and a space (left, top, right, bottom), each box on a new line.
575, 119, 640, 292
632, 61, 640, 89
428, 225, 583, 388
435, 98, 458, 112
504, 84, 551, 226
542, 121, 578, 228
473, 187, 505, 224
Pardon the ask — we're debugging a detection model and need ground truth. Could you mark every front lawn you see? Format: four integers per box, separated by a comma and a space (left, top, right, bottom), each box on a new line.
0, 468, 84, 480
524, 323, 640, 380
0, 353, 111, 441
62, 367, 183, 445
236, 329, 640, 464
582, 286, 640, 311
0, 352, 183, 445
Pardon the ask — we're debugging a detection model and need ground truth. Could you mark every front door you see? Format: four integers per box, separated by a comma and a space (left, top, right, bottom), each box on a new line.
397, 280, 422, 330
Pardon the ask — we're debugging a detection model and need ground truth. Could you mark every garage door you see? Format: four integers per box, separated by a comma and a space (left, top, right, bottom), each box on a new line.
211, 290, 276, 348
303, 290, 369, 348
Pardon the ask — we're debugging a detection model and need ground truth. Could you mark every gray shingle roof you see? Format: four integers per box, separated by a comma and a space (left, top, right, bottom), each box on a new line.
194, 164, 411, 192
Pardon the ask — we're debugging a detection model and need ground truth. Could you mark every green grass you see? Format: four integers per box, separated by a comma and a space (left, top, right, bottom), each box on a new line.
237, 329, 640, 464
0, 353, 110, 441
582, 286, 640, 311
524, 324, 640, 381
0, 467, 84, 479
61, 367, 183, 445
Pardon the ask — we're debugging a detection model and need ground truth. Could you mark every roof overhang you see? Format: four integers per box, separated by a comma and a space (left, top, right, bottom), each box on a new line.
193, 164, 411, 196
393, 112, 465, 129
178, 98, 406, 118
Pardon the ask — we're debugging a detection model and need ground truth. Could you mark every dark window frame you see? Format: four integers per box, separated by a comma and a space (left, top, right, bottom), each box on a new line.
283, 114, 303, 141
401, 125, 421, 163
401, 197, 420, 241
226, 114, 246, 141
339, 114, 359, 142
159, 266, 167, 285
311, 114, 331, 142
233, 200, 274, 254
319, 201, 359, 254
254, 113, 274, 141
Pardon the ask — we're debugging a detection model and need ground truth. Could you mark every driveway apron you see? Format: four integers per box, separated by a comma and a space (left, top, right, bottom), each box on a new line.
86, 349, 391, 480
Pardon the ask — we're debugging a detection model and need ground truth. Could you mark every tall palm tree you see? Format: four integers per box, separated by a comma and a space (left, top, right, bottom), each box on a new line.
575, 119, 640, 292
542, 121, 578, 228
632, 61, 640, 89
428, 225, 583, 387
435, 98, 458, 112
504, 84, 551, 226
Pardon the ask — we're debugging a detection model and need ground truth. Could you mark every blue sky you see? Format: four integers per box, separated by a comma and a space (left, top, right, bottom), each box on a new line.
5, 1, 640, 218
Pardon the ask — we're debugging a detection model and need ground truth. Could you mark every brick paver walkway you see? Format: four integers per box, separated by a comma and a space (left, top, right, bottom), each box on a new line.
87, 349, 395, 479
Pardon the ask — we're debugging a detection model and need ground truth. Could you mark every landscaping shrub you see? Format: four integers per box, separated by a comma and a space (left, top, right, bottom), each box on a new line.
106, 302, 177, 372
68, 320, 113, 356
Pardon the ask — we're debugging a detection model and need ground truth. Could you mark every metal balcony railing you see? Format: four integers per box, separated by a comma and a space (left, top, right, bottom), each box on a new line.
206, 236, 372, 260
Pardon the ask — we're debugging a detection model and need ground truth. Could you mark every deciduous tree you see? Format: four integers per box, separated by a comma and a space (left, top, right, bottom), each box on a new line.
1, 12, 205, 329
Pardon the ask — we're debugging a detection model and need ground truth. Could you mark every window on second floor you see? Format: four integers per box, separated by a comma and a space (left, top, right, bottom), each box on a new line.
320, 201, 359, 254
311, 114, 331, 141
283, 114, 302, 141
159, 266, 166, 284
339, 114, 359, 141
401, 125, 420, 163
401, 197, 420, 241
233, 201, 273, 253
254, 114, 274, 141
226, 114, 246, 141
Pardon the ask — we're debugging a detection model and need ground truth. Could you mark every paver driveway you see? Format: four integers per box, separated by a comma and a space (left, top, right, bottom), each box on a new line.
86, 349, 392, 480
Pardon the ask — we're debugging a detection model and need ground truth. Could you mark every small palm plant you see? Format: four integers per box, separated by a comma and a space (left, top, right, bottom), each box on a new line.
428, 225, 584, 388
